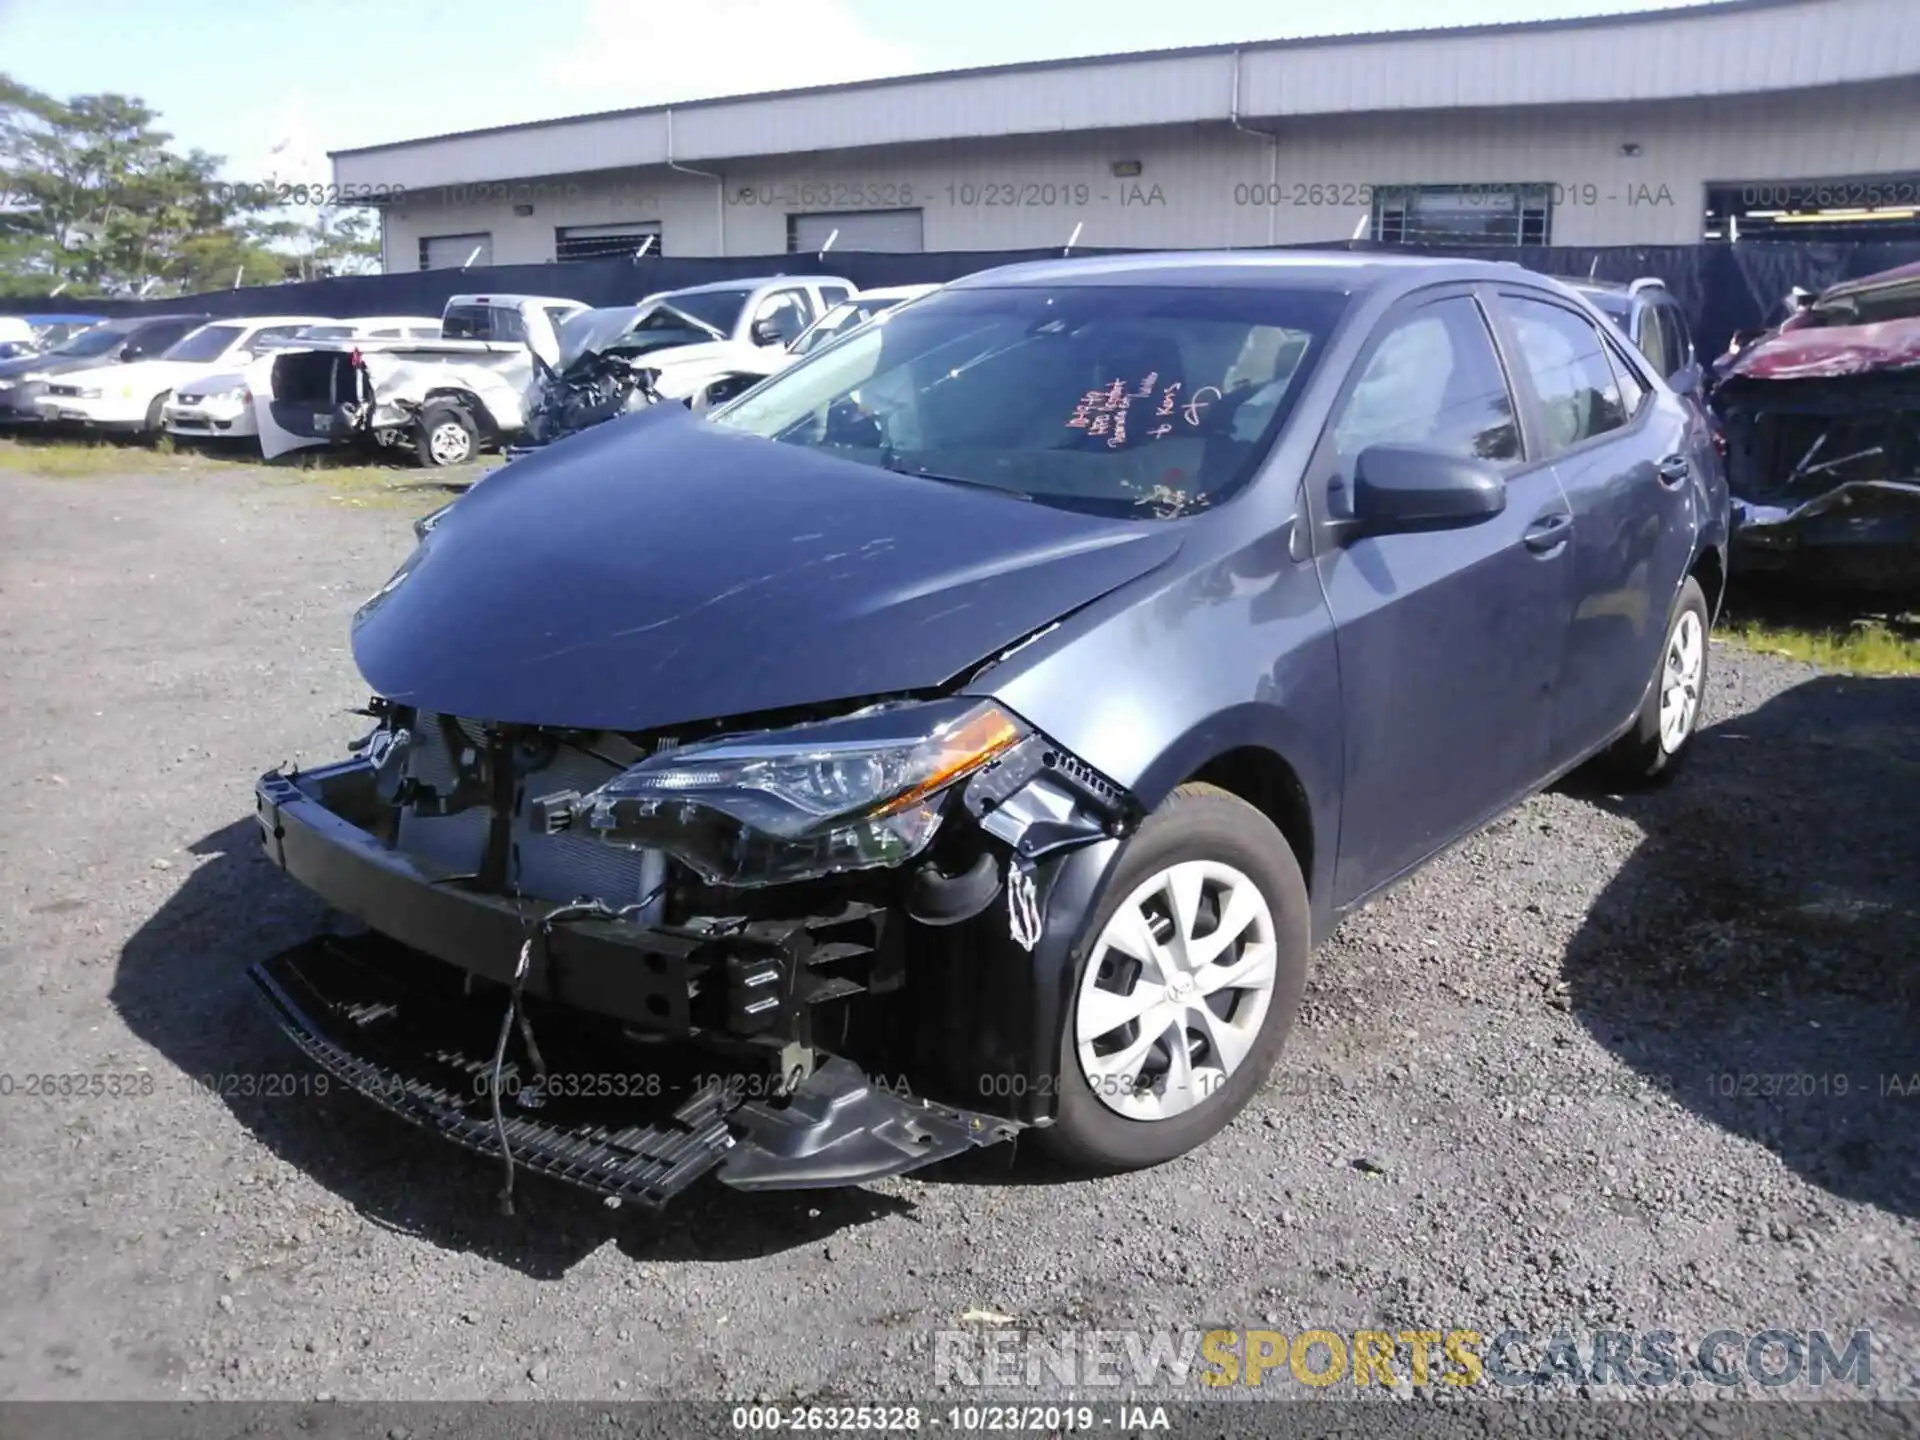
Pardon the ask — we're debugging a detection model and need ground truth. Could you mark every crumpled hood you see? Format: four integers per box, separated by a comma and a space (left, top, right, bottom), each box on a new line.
1724, 316, 1920, 381
352, 406, 1182, 731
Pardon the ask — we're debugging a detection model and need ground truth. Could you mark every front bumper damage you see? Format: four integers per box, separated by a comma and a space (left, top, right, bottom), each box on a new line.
251, 711, 1134, 1207
1715, 313, 1920, 593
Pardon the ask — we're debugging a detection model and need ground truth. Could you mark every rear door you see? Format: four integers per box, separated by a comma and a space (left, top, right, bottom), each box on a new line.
1314, 286, 1575, 905
1490, 288, 1697, 765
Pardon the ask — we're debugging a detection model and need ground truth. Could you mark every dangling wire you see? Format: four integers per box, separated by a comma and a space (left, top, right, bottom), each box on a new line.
488, 891, 667, 1217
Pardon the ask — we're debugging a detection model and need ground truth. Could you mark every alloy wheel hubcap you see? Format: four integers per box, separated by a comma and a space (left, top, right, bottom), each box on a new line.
1074, 859, 1278, 1122
430, 423, 470, 463
1658, 610, 1704, 753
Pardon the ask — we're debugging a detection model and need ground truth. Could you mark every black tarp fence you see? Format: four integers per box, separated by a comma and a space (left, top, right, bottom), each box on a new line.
9, 240, 1920, 363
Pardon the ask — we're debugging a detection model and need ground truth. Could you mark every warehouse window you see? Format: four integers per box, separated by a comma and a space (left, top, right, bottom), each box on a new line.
787, 209, 924, 254
1371, 185, 1551, 247
555, 221, 663, 262
418, 232, 493, 270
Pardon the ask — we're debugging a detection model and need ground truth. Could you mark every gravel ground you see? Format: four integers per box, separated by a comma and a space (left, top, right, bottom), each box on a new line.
0, 465, 1914, 1408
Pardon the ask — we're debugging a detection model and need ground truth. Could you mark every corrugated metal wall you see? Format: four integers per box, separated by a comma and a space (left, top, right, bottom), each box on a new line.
333, 0, 1920, 192
371, 78, 1920, 262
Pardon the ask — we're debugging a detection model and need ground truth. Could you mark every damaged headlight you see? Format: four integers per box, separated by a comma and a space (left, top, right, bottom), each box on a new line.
558, 698, 1025, 887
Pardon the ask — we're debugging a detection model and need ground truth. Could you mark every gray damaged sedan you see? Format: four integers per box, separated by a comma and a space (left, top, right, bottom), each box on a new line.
250, 252, 1729, 1209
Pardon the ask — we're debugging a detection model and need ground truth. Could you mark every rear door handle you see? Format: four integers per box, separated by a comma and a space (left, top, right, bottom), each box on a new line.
1657, 454, 1691, 487
1523, 511, 1573, 554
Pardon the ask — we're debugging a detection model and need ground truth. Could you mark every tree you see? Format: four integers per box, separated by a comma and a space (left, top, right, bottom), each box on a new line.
0, 71, 370, 297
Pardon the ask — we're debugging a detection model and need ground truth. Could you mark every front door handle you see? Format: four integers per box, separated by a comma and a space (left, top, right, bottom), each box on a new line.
1523, 511, 1573, 554
1657, 454, 1691, 487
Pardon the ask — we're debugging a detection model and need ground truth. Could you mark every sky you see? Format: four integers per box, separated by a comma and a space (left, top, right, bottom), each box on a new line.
0, 0, 1724, 182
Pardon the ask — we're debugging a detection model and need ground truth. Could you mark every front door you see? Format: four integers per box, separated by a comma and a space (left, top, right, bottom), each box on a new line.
1313, 288, 1575, 906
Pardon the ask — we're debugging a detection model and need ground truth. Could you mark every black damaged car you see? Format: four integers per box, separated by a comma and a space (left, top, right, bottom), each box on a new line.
252, 252, 1727, 1209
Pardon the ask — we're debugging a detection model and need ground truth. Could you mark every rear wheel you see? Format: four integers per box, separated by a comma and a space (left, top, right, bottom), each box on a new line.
1034, 783, 1309, 1172
1596, 574, 1710, 786
142, 393, 167, 444
414, 403, 478, 467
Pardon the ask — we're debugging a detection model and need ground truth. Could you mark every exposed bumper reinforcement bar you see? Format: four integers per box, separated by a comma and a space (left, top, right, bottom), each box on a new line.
249, 935, 1019, 1206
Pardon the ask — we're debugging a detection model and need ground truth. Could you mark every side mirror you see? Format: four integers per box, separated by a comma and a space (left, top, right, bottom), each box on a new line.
1347, 443, 1507, 535
750, 318, 784, 346
119, 342, 144, 361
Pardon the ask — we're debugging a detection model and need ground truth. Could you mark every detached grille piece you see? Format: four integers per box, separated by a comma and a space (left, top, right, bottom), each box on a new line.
250, 933, 741, 1207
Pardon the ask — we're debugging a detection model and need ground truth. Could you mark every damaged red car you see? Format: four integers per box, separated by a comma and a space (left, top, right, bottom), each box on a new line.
1714, 260, 1920, 591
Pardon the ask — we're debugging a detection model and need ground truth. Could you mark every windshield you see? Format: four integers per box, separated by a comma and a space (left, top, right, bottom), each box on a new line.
711, 284, 1344, 519
790, 297, 908, 357
658, 287, 752, 336
161, 324, 245, 363
47, 324, 134, 358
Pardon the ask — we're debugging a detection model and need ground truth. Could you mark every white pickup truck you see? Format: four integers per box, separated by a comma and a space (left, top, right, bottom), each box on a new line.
256, 293, 587, 464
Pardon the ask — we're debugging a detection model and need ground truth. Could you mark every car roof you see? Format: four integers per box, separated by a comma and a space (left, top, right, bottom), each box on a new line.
320, 316, 443, 329
848, 284, 941, 301
660, 276, 854, 297
942, 249, 1532, 295
444, 294, 585, 309
220, 315, 334, 328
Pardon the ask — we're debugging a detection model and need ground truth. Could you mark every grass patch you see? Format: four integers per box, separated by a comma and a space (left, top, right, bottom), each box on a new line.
1723, 616, 1920, 676
1, 433, 473, 515
0, 434, 205, 478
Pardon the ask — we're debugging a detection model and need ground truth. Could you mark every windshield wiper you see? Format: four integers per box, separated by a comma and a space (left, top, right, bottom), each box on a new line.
879, 461, 1034, 503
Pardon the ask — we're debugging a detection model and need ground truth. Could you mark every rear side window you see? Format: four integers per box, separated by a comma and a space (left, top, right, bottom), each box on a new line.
1662, 302, 1694, 370
441, 306, 491, 340
139, 318, 200, 351
1500, 295, 1629, 453
1602, 335, 1648, 416
1331, 295, 1521, 468
1635, 303, 1671, 378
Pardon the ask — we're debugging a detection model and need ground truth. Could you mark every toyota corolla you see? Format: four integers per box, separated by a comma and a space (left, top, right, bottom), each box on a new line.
249, 252, 1728, 1211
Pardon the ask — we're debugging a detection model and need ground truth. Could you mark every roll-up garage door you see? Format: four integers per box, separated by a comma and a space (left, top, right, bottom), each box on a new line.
787, 209, 924, 253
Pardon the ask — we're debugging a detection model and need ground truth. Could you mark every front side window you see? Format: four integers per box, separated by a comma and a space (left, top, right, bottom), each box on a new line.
160, 324, 246, 363
711, 284, 1345, 519
752, 291, 811, 346
1331, 296, 1520, 467
1501, 295, 1629, 453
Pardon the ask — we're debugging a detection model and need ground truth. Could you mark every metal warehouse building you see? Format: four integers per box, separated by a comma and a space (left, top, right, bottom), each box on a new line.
334, 0, 1920, 270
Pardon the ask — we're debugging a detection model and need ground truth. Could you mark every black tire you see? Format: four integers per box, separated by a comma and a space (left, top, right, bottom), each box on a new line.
413, 403, 478, 467
1033, 782, 1310, 1172
142, 393, 167, 445
1596, 574, 1710, 787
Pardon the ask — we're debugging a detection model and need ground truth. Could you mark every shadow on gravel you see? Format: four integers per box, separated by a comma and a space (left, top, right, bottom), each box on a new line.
109, 819, 915, 1277
1561, 671, 1920, 1220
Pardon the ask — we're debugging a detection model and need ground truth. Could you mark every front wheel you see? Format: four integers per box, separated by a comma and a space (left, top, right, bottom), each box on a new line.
1033, 783, 1309, 1172
1596, 574, 1710, 787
